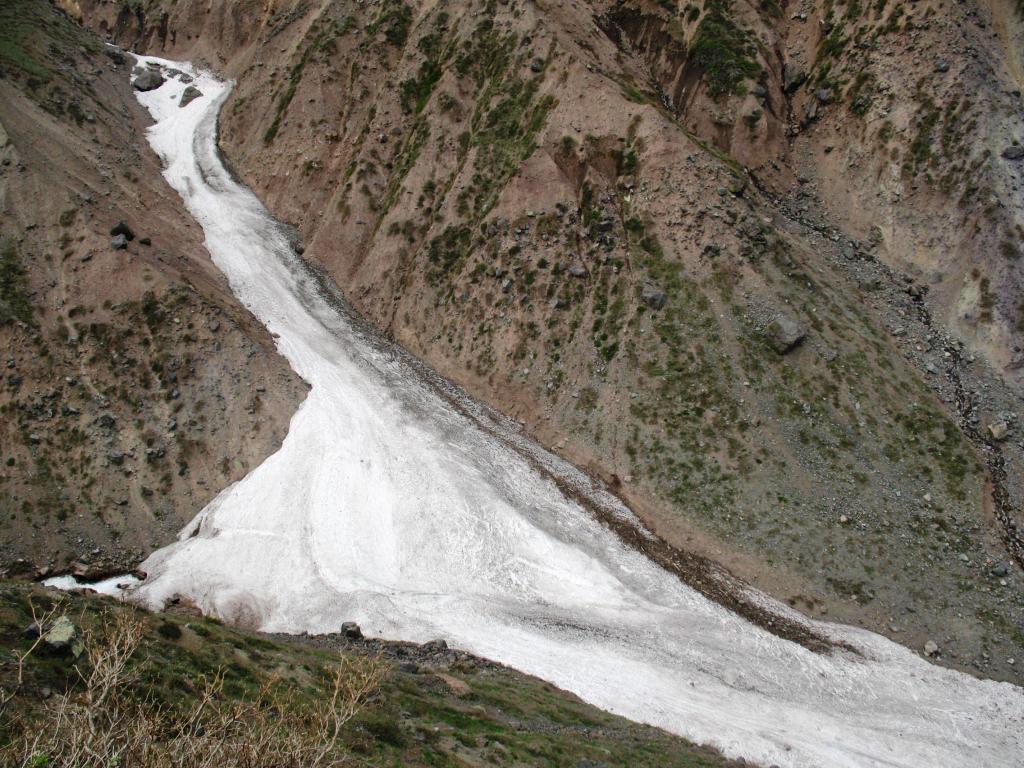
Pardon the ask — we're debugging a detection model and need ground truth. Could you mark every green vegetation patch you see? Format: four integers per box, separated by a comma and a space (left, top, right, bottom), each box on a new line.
0, 240, 33, 326
0, 0, 52, 79
367, 0, 413, 47
399, 12, 452, 114
620, 219, 741, 515
688, 1, 761, 98
905, 95, 940, 176
458, 76, 557, 220
454, 18, 517, 87
426, 224, 473, 284
264, 17, 350, 144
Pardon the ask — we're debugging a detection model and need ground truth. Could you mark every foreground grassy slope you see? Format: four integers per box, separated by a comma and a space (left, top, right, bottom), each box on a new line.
0, 583, 736, 767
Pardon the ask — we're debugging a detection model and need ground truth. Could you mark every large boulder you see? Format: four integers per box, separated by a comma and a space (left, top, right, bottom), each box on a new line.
43, 616, 84, 657
179, 86, 203, 108
132, 67, 165, 92
109, 221, 135, 241
104, 48, 126, 66
764, 314, 806, 354
784, 62, 808, 93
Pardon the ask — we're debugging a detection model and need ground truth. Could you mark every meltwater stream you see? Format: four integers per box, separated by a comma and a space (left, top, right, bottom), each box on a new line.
122, 59, 1024, 767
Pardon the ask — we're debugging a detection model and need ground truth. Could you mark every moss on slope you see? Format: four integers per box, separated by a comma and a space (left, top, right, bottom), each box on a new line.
0, 583, 738, 767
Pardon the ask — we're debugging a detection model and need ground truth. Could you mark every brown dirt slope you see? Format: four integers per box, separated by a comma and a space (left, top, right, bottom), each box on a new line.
0, 0, 305, 582
78, 0, 1023, 683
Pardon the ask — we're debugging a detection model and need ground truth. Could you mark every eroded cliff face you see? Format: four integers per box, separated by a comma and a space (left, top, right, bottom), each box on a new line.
77, 0, 1023, 682
594, 1, 1024, 381
0, 0, 306, 581
778, 1, 1024, 380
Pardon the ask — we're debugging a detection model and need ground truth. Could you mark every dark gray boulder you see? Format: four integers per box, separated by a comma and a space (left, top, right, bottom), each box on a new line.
104, 48, 126, 66
784, 62, 807, 93
110, 221, 135, 240
132, 67, 165, 92
179, 86, 203, 108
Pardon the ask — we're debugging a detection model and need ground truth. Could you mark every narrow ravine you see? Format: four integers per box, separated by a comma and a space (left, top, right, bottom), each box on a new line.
119, 58, 1024, 768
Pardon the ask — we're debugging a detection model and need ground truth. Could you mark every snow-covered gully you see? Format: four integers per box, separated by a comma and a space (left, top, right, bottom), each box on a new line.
120, 58, 1024, 767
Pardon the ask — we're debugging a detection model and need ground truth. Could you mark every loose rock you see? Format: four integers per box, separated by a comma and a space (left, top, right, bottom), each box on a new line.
110, 221, 135, 241
641, 284, 667, 310
43, 616, 84, 657
132, 67, 165, 92
763, 314, 806, 354
179, 86, 203, 108
988, 420, 1010, 441
422, 639, 448, 654
784, 62, 807, 93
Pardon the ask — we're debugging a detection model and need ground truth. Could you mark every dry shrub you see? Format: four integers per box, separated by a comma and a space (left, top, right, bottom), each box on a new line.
3, 612, 385, 768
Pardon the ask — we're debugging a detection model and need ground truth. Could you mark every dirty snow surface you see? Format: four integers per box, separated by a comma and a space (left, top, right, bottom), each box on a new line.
127, 57, 1024, 767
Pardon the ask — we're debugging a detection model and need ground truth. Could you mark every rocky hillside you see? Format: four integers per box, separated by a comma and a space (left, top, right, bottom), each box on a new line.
0, 0, 305, 581
0, 581, 737, 767
73, 0, 1024, 685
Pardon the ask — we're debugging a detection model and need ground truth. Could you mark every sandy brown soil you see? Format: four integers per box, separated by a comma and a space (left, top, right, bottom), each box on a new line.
0, 0, 305, 581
